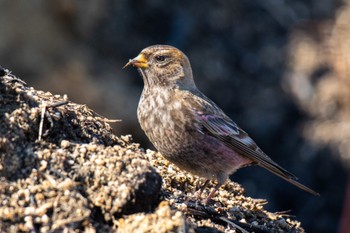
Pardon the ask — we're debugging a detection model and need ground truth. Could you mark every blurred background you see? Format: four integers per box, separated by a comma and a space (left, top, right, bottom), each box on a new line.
1, 0, 349, 232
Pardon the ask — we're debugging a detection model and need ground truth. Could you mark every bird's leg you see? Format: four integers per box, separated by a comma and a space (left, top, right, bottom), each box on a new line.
204, 182, 221, 205
195, 179, 209, 199
204, 173, 227, 205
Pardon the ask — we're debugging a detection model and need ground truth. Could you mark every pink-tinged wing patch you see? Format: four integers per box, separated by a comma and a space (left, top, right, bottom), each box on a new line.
189, 97, 319, 195
196, 110, 301, 182
196, 112, 239, 136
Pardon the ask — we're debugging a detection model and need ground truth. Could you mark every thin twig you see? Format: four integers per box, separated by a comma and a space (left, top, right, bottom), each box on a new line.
47, 100, 69, 108
38, 102, 47, 140
219, 216, 249, 233
92, 110, 121, 123
38, 101, 69, 140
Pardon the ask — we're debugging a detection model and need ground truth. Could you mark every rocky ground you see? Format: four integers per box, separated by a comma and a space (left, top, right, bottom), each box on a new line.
0, 69, 305, 232
1, 2, 347, 232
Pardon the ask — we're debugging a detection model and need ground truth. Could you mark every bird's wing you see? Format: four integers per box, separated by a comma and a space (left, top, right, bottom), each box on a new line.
196, 111, 296, 177
193, 103, 319, 195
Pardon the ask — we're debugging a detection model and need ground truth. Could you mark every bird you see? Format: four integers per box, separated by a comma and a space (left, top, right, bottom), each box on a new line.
124, 45, 319, 204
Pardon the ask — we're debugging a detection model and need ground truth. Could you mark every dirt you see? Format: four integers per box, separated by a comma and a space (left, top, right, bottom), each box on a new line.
0, 69, 304, 232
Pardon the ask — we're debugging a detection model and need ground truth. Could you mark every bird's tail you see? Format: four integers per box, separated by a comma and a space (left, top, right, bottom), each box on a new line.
263, 164, 320, 196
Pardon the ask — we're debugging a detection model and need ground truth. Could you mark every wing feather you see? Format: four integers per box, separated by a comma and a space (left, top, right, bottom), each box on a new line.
197, 111, 319, 196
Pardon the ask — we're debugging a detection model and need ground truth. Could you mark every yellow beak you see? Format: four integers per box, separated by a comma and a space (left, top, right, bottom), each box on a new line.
123, 53, 149, 69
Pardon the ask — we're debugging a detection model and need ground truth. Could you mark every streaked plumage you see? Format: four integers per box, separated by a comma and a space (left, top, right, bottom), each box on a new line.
125, 45, 318, 203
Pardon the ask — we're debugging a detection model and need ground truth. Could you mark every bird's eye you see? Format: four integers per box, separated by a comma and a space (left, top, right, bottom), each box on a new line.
155, 55, 166, 62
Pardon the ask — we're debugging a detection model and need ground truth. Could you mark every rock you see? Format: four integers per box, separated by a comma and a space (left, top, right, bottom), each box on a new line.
118, 201, 195, 233
0, 71, 305, 232
0, 72, 161, 232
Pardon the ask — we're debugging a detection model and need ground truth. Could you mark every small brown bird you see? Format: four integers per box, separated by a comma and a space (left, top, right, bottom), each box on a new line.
124, 45, 319, 204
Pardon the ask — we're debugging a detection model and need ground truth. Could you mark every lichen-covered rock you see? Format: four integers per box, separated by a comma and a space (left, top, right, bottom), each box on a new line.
0, 70, 305, 232
0, 72, 161, 232
118, 201, 195, 233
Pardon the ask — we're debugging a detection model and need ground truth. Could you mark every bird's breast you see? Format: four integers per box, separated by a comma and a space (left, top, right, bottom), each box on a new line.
137, 89, 197, 153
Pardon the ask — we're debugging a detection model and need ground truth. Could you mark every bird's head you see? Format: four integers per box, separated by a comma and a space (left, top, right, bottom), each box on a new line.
124, 45, 196, 90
